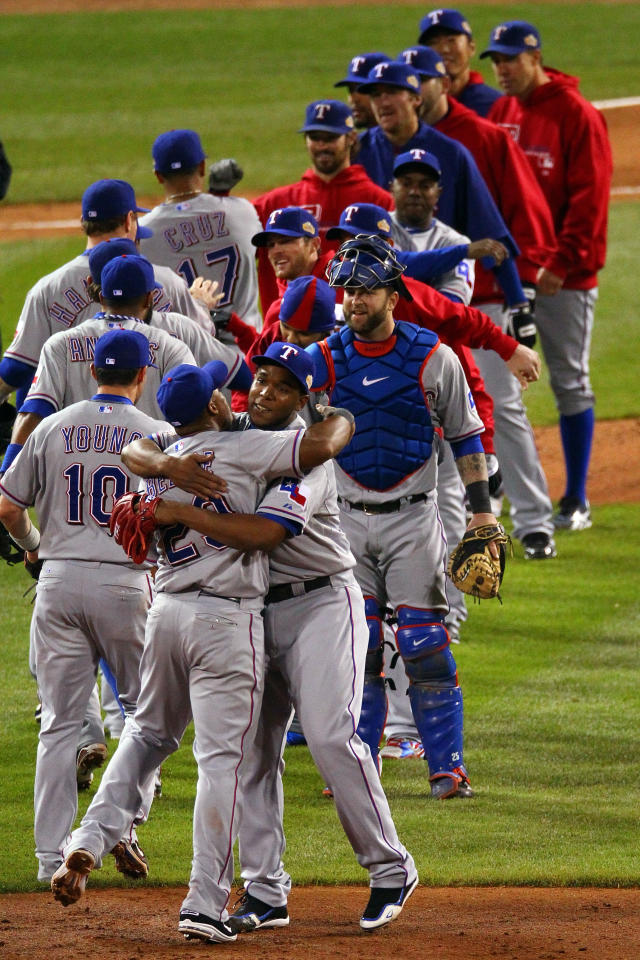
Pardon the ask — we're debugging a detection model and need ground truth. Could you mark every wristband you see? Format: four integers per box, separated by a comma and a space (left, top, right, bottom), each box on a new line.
465, 480, 491, 515
328, 407, 355, 426
12, 524, 40, 552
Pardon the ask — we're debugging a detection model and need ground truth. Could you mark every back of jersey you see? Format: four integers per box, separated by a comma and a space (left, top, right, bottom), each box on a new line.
139, 194, 263, 329
0, 399, 167, 565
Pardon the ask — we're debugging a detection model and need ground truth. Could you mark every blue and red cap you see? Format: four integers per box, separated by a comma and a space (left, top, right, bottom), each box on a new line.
88, 238, 138, 282
252, 341, 315, 394
252, 207, 319, 247
326, 203, 392, 241
480, 21, 542, 59
152, 129, 207, 175
393, 148, 442, 179
358, 61, 422, 95
157, 361, 228, 427
94, 329, 151, 370
82, 179, 149, 222
298, 100, 355, 135
334, 52, 392, 87
397, 46, 448, 79
100, 255, 162, 301
279, 276, 336, 333
418, 9, 473, 44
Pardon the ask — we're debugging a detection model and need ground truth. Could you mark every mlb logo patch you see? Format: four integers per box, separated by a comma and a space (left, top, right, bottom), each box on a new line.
98, 404, 113, 414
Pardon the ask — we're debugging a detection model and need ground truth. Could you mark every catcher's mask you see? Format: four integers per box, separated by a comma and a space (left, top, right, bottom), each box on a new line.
326, 234, 413, 301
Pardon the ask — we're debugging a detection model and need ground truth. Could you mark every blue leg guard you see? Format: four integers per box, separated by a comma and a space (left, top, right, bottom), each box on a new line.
356, 596, 386, 770
396, 606, 471, 797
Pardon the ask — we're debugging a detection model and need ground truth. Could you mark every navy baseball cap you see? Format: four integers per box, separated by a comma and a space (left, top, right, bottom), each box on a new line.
393, 149, 442, 179
326, 203, 392, 241
88, 238, 138, 282
358, 61, 422, 95
157, 362, 228, 427
279, 276, 336, 333
397, 46, 448, 79
298, 100, 355, 135
480, 21, 542, 59
418, 9, 473, 43
94, 329, 151, 370
152, 129, 207, 175
334, 52, 392, 87
252, 341, 315, 394
100, 255, 162, 301
82, 179, 149, 221
252, 207, 319, 247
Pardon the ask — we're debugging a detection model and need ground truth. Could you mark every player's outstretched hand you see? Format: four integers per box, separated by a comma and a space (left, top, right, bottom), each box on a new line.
506, 344, 541, 390
467, 238, 508, 265
189, 277, 223, 310
165, 451, 228, 498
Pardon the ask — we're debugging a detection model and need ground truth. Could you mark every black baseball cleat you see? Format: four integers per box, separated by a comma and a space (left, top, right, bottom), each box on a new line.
111, 837, 149, 879
178, 910, 237, 943
76, 742, 108, 791
228, 891, 290, 933
553, 496, 592, 531
360, 875, 418, 930
51, 849, 95, 906
521, 532, 557, 560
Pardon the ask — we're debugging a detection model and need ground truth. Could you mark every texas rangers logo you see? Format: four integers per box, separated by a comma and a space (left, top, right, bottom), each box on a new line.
314, 103, 332, 120
280, 478, 308, 507
350, 55, 366, 74
279, 344, 299, 361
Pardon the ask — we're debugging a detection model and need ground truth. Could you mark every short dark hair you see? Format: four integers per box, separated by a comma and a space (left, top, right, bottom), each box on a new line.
100, 293, 149, 313
94, 367, 141, 386
82, 214, 128, 237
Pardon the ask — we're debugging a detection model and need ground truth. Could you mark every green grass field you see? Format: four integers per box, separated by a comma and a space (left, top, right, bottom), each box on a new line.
0, 2, 639, 895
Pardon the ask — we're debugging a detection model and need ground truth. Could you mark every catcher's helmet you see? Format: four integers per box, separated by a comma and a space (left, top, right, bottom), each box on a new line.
326, 235, 413, 301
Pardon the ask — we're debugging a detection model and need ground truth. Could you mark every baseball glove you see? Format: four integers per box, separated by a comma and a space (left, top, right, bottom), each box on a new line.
24, 555, 44, 580
447, 523, 511, 601
110, 492, 162, 565
0, 524, 23, 566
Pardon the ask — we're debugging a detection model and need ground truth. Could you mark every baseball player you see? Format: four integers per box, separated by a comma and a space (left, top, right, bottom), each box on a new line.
5, 256, 195, 465
334, 52, 392, 129
306, 235, 500, 798
49, 358, 358, 943
389, 55, 558, 559
483, 21, 613, 531
85, 239, 250, 382
355, 62, 536, 315
0, 139, 11, 200
418, 8, 503, 116
0, 179, 213, 422
253, 101, 393, 310
119, 341, 418, 932
138, 129, 263, 331
0, 329, 169, 883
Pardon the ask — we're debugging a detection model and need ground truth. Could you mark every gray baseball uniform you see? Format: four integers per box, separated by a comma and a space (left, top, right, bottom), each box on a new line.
65, 426, 309, 921
148, 309, 242, 374
139, 193, 263, 330
233, 415, 415, 904
23, 314, 195, 421
4, 253, 211, 372
391, 212, 475, 306
0, 396, 167, 882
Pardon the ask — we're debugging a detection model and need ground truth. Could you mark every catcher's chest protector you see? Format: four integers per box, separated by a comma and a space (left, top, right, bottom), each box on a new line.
327, 323, 436, 490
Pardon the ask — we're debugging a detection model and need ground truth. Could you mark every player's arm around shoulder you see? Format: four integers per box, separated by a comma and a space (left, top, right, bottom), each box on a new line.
121, 435, 225, 500
298, 405, 355, 471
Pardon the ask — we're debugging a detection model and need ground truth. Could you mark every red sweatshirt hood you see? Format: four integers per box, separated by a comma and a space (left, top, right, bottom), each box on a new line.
523, 67, 581, 105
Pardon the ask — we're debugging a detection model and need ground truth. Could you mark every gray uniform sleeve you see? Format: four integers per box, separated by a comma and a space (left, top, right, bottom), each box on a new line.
423, 341, 484, 442
23, 333, 68, 411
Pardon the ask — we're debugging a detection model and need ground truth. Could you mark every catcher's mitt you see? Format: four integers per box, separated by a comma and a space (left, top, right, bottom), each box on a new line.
0, 524, 23, 566
447, 523, 511, 601
110, 492, 162, 565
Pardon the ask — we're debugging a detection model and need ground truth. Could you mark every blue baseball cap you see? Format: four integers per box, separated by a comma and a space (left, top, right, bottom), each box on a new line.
100, 255, 162, 301
393, 149, 442, 179
480, 21, 542, 59
326, 203, 392, 241
157, 362, 228, 427
82, 179, 149, 221
397, 46, 448, 79
418, 9, 473, 44
88, 238, 138, 282
94, 329, 151, 370
358, 61, 422, 95
252, 341, 315, 394
152, 129, 207, 175
298, 99, 355, 135
279, 276, 336, 333
334, 52, 392, 87
252, 207, 319, 247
